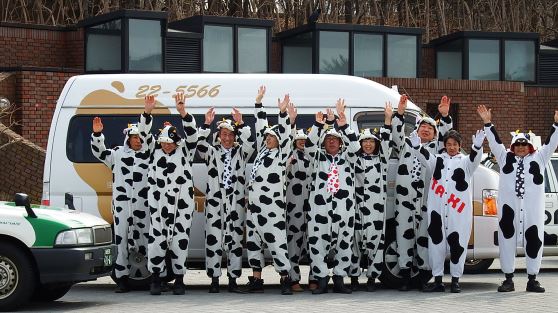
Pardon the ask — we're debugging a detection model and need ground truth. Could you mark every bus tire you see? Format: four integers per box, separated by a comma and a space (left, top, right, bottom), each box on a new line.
378, 236, 422, 289
464, 258, 494, 274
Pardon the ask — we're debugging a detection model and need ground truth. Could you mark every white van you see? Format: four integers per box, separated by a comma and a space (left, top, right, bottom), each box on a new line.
43, 73, 502, 288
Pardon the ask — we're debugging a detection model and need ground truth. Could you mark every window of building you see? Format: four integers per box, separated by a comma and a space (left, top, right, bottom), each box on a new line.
238, 27, 267, 73
505, 40, 535, 82
353, 33, 383, 77
469, 39, 500, 80
128, 19, 163, 72
387, 34, 417, 78
85, 20, 122, 72
437, 39, 463, 79
319, 31, 349, 74
203, 25, 234, 72
283, 32, 313, 73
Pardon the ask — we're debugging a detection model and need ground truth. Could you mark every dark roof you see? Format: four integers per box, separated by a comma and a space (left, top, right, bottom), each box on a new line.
429, 31, 539, 46
169, 15, 273, 34
77, 9, 168, 28
275, 23, 423, 39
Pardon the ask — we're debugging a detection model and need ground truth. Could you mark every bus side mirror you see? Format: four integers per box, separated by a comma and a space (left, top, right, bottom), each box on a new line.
15, 193, 37, 218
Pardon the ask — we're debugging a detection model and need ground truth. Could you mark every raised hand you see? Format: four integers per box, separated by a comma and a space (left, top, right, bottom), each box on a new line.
175, 92, 187, 118
338, 111, 348, 127
409, 131, 420, 147
477, 105, 492, 124
93, 116, 103, 133
335, 98, 345, 116
473, 129, 486, 148
326, 108, 335, 123
205, 107, 216, 125
256, 85, 266, 104
232, 107, 243, 125
144, 95, 156, 114
397, 94, 408, 115
315, 111, 325, 125
278, 94, 290, 113
287, 102, 297, 125
438, 95, 451, 117
385, 101, 393, 125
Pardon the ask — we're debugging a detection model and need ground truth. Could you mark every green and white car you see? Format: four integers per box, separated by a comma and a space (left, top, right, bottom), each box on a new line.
0, 193, 116, 311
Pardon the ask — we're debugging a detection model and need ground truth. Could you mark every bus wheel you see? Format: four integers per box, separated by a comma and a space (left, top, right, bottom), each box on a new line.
464, 258, 494, 274
378, 237, 422, 289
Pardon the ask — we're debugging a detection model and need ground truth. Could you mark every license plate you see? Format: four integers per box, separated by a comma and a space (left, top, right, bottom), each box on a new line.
104, 248, 112, 266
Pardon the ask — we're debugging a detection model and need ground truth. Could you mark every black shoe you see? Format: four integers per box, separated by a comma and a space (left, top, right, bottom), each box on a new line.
350, 277, 360, 291
332, 275, 352, 294
526, 280, 545, 293
209, 278, 219, 293
366, 278, 376, 292
244, 276, 264, 293
398, 269, 411, 291
423, 282, 445, 292
150, 273, 161, 296
228, 278, 246, 294
312, 277, 329, 295
280, 277, 293, 295
173, 275, 186, 295
115, 276, 130, 293
497, 280, 515, 292
418, 269, 432, 290
450, 282, 461, 293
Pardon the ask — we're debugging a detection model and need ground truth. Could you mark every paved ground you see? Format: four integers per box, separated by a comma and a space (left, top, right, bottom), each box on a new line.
20, 257, 558, 312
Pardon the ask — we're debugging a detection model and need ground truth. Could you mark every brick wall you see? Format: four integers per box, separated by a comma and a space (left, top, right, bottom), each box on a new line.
0, 73, 19, 133
0, 24, 83, 69
15, 71, 76, 148
0, 123, 45, 202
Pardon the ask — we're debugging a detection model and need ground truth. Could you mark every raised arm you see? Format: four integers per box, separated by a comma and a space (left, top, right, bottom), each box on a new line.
408, 131, 436, 173
197, 107, 216, 161
537, 110, 558, 164
90, 117, 115, 167
467, 130, 485, 174
254, 85, 268, 151
232, 107, 255, 160
140, 95, 156, 154
437, 95, 453, 140
391, 95, 408, 155
379, 101, 394, 161
306, 112, 325, 159
477, 105, 507, 164
176, 92, 198, 152
278, 96, 293, 163
336, 99, 360, 156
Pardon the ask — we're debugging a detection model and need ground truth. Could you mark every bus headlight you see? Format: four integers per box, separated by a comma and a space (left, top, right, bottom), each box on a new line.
55, 228, 94, 246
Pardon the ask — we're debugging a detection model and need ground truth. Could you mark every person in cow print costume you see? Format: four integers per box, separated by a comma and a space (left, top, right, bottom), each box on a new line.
244, 86, 295, 295
306, 100, 361, 295
286, 122, 314, 292
147, 92, 198, 296
478, 104, 558, 293
408, 128, 485, 293
392, 94, 453, 291
90, 95, 156, 293
349, 102, 393, 292
197, 106, 255, 293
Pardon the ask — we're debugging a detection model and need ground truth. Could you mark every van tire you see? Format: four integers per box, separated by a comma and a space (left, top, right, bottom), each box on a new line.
378, 237, 422, 289
464, 258, 494, 274
33, 283, 73, 302
110, 251, 175, 289
0, 242, 36, 312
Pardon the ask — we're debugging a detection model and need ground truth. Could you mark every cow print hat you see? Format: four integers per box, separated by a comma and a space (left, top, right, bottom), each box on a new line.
510, 132, 536, 154
157, 122, 181, 144
217, 118, 236, 133
443, 129, 462, 146
263, 124, 280, 139
416, 116, 438, 136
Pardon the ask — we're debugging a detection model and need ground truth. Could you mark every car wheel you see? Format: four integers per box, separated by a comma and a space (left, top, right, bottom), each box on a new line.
32, 283, 73, 302
378, 236, 423, 289
464, 258, 494, 274
110, 251, 174, 289
0, 242, 36, 312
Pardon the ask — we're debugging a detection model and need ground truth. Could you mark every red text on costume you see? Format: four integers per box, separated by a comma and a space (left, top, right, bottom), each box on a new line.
431, 179, 466, 213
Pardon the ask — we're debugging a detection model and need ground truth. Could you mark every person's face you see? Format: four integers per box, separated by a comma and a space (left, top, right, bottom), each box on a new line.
295, 139, 305, 151
265, 134, 279, 149
324, 135, 341, 155
219, 128, 235, 149
418, 123, 436, 142
160, 142, 177, 154
128, 134, 142, 151
445, 138, 461, 157
513, 141, 530, 157
361, 138, 376, 155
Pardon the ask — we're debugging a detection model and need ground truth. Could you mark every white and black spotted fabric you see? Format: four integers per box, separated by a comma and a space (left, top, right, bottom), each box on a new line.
392, 113, 453, 272
515, 157, 525, 199
485, 123, 558, 276
350, 126, 392, 279
410, 157, 421, 182
197, 122, 254, 279
410, 139, 483, 278
246, 104, 292, 275
90, 113, 153, 279
305, 123, 361, 279
147, 114, 198, 276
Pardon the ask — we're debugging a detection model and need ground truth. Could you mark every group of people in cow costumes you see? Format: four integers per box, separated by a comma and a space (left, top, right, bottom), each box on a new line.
91, 86, 558, 296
